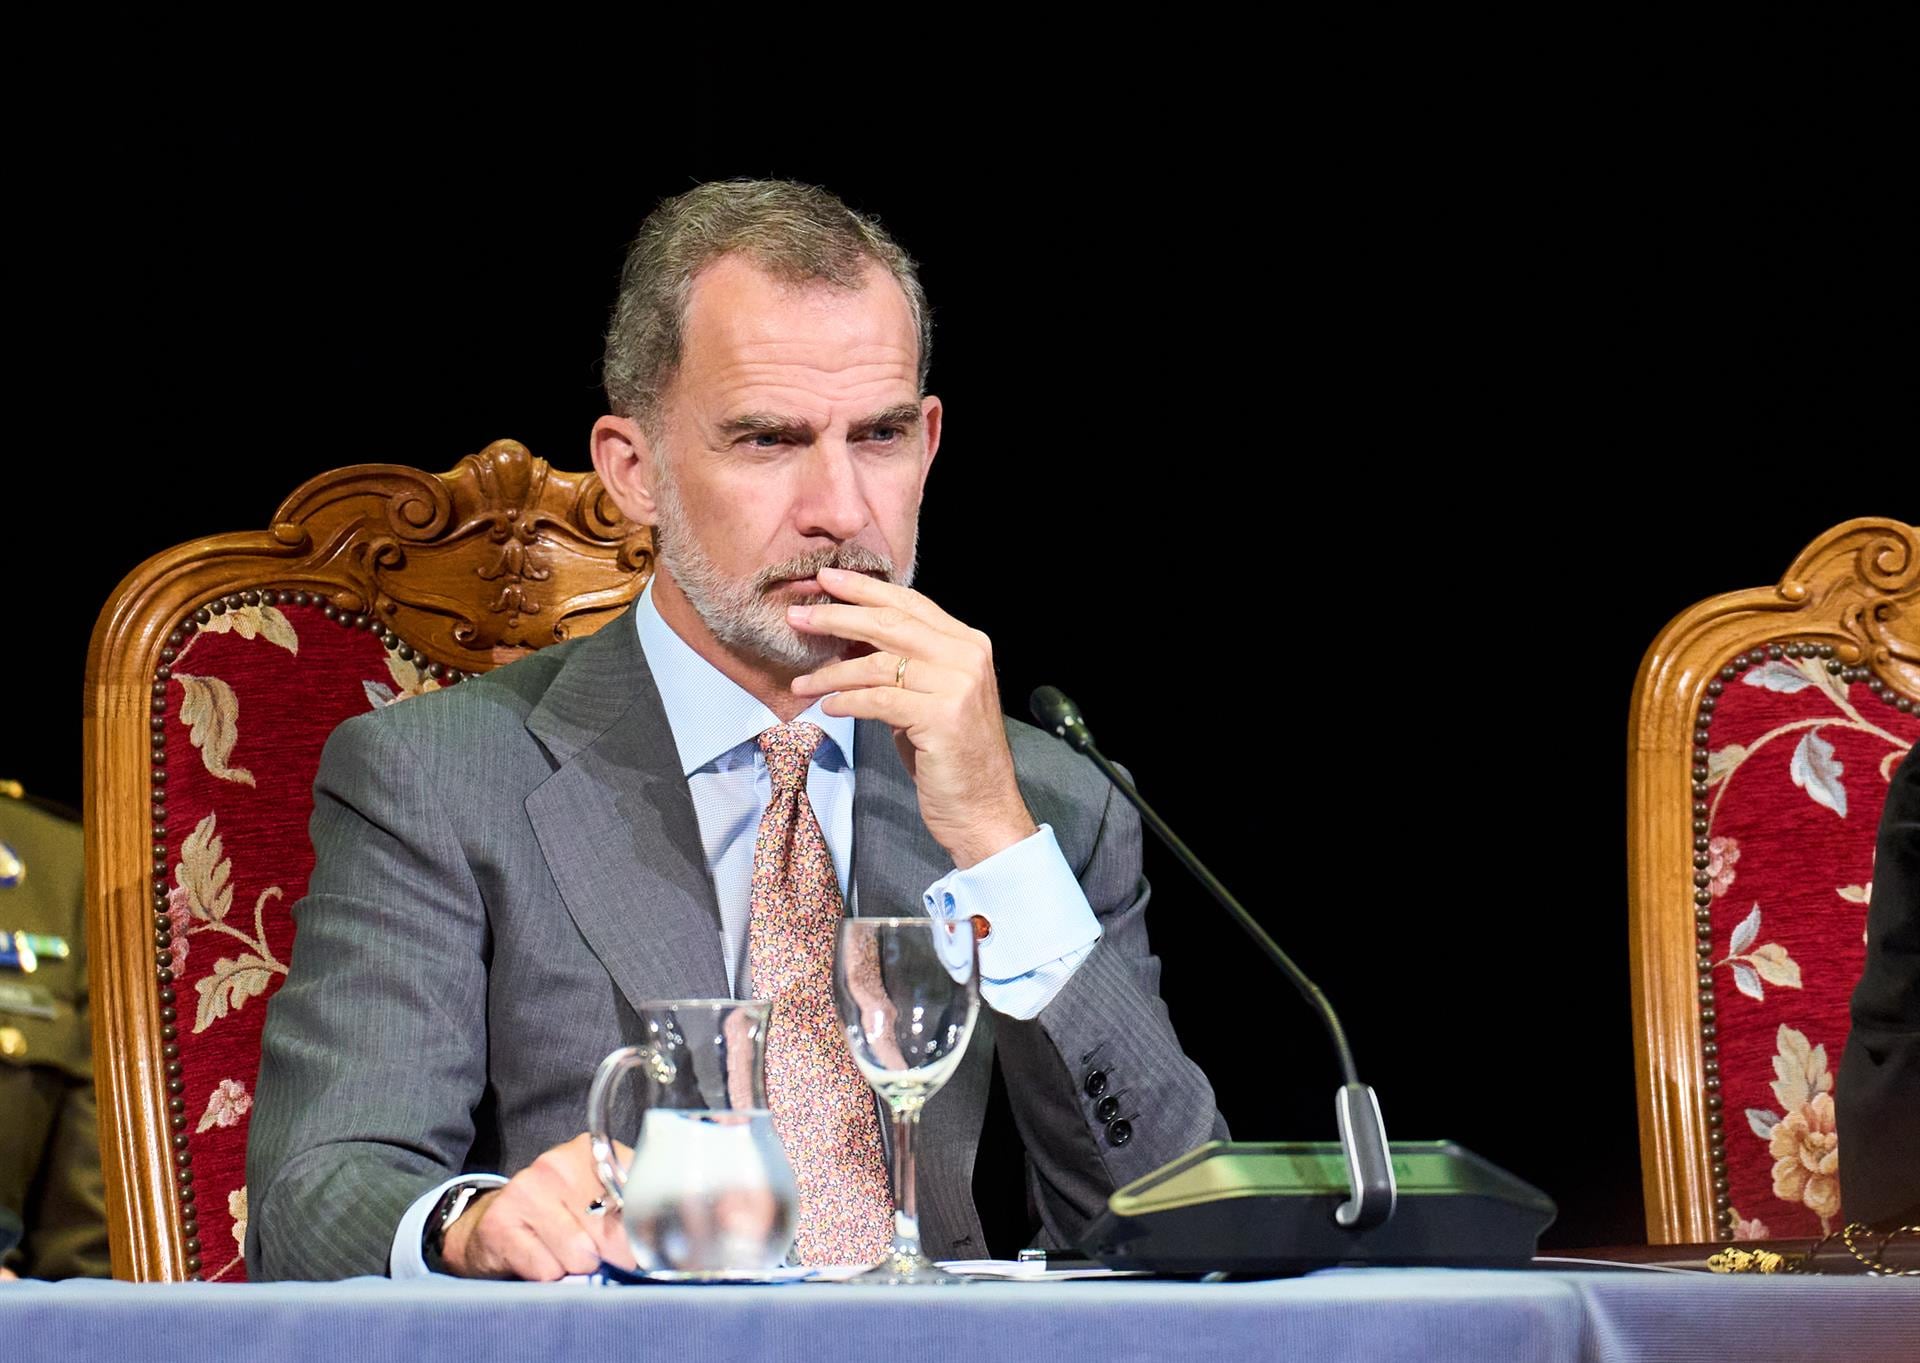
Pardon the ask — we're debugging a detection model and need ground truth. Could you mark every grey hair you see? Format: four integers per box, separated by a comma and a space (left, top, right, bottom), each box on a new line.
602, 180, 932, 430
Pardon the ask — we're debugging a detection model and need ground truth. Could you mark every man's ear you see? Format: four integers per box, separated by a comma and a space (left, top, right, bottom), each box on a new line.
917, 393, 943, 497
590, 415, 659, 525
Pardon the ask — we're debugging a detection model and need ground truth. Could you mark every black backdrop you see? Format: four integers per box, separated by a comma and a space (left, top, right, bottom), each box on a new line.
9, 114, 1907, 1251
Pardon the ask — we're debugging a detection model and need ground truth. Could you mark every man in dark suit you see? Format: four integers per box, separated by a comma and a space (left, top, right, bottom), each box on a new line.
1838, 742, 1919, 1227
246, 181, 1222, 1281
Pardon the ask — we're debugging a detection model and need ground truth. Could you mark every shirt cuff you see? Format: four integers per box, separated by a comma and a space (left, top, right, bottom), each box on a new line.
924, 823, 1102, 1020
389, 1173, 508, 1279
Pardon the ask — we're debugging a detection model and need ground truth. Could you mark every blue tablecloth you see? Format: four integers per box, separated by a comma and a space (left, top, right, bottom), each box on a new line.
3, 1269, 1915, 1363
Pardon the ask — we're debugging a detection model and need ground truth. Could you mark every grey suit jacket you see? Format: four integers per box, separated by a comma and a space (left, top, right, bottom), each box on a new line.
245, 608, 1224, 1280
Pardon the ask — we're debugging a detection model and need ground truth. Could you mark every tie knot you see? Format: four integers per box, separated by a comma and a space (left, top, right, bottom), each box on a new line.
759, 721, 826, 792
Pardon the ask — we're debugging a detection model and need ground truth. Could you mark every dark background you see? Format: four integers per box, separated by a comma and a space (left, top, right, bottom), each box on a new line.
9, 89, 1907, 1251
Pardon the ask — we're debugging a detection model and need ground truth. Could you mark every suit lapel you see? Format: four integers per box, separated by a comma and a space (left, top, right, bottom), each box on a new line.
525, 612, 730, 1011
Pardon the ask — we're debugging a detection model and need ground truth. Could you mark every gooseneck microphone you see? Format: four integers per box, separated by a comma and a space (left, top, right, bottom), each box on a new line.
1028, 686, 1091, 752
1030, 686, 1391, 1228
1029, 686, 1554, 1271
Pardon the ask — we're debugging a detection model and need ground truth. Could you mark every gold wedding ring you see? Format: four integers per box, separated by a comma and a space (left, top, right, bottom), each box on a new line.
894, 655, 910, 688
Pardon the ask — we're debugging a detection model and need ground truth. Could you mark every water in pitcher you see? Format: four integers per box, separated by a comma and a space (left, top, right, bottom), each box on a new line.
618, 1107, 799, 1278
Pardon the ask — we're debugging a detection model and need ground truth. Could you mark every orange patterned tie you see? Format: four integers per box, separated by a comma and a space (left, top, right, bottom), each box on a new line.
747, 721, 894, 1264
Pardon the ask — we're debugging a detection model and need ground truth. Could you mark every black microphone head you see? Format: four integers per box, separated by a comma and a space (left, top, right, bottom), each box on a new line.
1030, 686, 1093, 751
1029, 684, 1075, 729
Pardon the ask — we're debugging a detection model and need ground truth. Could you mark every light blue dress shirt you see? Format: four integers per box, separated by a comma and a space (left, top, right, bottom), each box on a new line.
390, 581, 1100, 1276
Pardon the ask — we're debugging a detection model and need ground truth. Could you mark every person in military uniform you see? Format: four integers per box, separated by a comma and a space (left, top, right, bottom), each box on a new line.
0, 780, 110, 1279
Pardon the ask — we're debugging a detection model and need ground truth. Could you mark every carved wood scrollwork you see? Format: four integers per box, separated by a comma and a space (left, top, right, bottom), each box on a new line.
1780, 519, 1920, 699
270, 441, 654, 666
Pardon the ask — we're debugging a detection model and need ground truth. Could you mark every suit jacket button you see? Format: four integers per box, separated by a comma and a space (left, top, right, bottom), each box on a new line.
1095, 1095, 1119, 1123
1105, 1118, 1132, 1148
1083, 1068, 1109, 1098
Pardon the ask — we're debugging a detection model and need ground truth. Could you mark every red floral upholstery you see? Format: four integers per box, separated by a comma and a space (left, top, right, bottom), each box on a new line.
158, 597, 456, 1280
1699, 646, 1918, 1240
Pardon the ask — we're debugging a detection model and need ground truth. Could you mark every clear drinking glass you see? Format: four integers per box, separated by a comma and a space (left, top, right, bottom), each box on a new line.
832, 915, 980, 1285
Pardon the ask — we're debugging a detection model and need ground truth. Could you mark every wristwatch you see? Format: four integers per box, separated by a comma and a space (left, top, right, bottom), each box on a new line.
422, 1181, 488, 1274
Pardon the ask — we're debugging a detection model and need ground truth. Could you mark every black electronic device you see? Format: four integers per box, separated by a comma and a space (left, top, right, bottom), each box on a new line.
1078, 1141, 1555, 1273
1031, 687, 1556, 1273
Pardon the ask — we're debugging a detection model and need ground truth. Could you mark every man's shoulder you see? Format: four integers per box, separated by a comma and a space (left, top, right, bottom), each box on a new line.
1004, 714, 1093, 782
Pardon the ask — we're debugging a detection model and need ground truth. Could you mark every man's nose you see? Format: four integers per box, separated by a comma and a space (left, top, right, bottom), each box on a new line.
793, 440, 870, 542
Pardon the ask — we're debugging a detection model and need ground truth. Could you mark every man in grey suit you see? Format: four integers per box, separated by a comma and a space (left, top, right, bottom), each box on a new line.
247, 181, 1223, 1281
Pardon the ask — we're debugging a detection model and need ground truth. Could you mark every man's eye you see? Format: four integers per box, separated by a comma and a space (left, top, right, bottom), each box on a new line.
864, 426, 901, 443
746, 433, 787, 448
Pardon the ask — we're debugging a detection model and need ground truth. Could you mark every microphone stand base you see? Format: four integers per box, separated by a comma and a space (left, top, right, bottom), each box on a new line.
1078, 1140, 1556, 1275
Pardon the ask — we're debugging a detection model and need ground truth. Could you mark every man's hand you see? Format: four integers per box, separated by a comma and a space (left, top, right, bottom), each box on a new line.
440, 1133, 634, 1280
788, 566, 1037, 869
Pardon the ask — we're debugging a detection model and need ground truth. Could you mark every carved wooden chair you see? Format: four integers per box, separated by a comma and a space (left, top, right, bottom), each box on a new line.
1628, 518, 1919, 1244
83, 442, 652, 1280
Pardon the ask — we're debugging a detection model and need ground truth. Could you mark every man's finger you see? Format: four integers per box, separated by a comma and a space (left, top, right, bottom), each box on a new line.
458, 1194, 568, 1282
508, 1192, 605, 1277
817, 566, 972, 638
787, 602, 970, 669
521, 1157, 614, 1268
582, 1200, 636, 1269
819, 685, 930, 730
791, 653, 962, 699
495, 1222, 570, 1282
557, 1132, 634, 1268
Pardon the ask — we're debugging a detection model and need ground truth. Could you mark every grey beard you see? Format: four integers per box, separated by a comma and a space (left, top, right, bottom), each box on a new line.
652, 474, 916, 672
